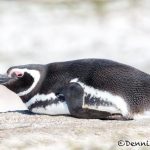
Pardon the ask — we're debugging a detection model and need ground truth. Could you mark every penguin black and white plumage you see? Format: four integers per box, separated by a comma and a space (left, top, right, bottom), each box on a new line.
2, 59, 150, 120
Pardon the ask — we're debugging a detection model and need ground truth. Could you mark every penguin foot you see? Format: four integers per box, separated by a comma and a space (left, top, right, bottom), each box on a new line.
104, 114, 133, 121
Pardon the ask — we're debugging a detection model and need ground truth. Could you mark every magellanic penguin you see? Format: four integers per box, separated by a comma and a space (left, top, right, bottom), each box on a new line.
2, 59, 150, 120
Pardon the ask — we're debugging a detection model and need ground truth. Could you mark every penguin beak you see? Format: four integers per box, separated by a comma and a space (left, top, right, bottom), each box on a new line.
0, 74, 13, 84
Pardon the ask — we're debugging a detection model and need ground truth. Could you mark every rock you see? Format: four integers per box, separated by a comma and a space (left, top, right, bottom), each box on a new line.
0, 85, 26, 112
0, 111, 150, 150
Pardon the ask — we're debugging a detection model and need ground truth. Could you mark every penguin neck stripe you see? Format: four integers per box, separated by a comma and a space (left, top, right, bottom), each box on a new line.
70, 78, 129, 116
25, 93, 70, 115
14, 69, 41, 96
26, 93, 56, 107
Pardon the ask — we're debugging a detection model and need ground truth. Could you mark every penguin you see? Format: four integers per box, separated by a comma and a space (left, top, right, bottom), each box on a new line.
2, 59, 150, 120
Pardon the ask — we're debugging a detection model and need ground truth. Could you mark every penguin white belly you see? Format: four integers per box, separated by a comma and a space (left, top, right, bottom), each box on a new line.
71, 78, 129, 116
25, 93, 70, 115
31, 102, 70, 115
133, 111, 150, 120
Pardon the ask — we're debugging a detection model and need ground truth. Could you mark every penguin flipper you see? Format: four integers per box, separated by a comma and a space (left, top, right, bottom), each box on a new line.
64, 82, 131, 120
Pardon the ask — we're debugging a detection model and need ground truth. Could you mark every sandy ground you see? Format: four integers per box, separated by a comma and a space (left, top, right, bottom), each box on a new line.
0, 111, 150, 150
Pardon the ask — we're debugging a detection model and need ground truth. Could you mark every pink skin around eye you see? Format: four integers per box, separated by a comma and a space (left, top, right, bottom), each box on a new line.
13, 71, 24, 77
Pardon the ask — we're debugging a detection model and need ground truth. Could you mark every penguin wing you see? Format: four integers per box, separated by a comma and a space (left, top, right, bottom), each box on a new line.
70, 78, 128, 116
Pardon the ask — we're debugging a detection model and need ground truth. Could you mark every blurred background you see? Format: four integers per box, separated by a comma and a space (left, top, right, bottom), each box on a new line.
0, 0, 150, 111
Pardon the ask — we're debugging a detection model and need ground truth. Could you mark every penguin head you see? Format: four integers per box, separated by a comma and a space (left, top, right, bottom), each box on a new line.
3, 64, 46, 100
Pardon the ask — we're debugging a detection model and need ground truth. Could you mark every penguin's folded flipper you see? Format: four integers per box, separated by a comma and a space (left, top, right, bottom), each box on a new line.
64, 82, 132, 120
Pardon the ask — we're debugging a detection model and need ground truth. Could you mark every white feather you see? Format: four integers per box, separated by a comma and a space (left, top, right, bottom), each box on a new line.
31, 102, 70, 115
26, 93, 56, 107
70, 78, 129, 116
83, 104, 121, 114
134, 111, 150, 120
26, 93, 70, 115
